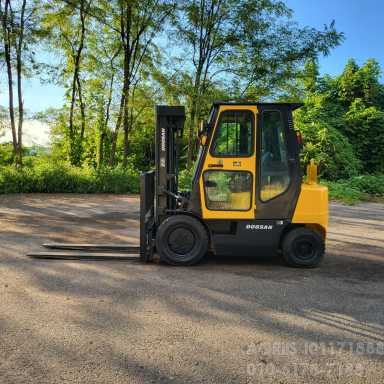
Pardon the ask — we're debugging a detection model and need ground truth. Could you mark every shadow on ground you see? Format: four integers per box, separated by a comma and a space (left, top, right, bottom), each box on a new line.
0, 195, 383, 383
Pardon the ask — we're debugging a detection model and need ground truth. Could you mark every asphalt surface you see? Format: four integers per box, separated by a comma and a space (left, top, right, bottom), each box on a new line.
0, 194, 383, 383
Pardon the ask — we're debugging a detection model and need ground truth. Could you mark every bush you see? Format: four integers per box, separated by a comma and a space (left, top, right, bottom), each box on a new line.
0, 162, 139, 194
0, 143, 16, 165
322, 180, 364, 205
347, 175, 384, 196
344, 100, 384, 173
299, 121, 361, 180
322, 174, 384, 204
95, 166, 139, 193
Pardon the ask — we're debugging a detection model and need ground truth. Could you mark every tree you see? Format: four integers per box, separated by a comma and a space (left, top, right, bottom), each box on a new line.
302, 59, 320, 94
107, 0, 177, 167
174, 0, 343, 166
295, 58, 384, 177
344, 99, 384, 173
338, 58, 384, 108
40, 0, 176, 169
336, 59, 384, 172
295, 95, 361, 180
43, 0, 93, 165
173, 0, 235, 166
80, 20, 122, 168
0, 0, 41, 166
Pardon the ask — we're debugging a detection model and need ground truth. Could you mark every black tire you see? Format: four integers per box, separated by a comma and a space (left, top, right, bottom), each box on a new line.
282, 227, 325, 268
156, 215, 208, 266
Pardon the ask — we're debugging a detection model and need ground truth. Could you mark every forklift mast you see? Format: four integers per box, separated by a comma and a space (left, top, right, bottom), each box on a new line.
139, 105, 185, 262
155, 105, 186, 223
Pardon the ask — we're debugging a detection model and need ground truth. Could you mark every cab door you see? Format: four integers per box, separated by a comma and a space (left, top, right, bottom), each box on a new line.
200, 105, 257, 220
255, 105, 301, 219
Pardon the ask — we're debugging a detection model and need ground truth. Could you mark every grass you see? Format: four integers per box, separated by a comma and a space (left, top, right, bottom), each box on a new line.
0, 160, 383, 207
322, 175, 384, 204
0, 162, 140, 194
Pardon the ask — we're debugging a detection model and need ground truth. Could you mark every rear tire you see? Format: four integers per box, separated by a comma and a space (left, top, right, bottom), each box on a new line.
282, 227, 325, 268
156, 215, 208, 266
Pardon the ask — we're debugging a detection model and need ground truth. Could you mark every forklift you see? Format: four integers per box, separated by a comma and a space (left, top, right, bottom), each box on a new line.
29, 102, 328, 267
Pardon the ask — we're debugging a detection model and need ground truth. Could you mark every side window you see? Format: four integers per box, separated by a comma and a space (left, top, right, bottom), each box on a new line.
260, 111, 290, 201
204, 171, 252, 211
211, 110, 253, 157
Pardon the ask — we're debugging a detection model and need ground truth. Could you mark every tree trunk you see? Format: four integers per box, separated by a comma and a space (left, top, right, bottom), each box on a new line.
68, 0, 87, 166
122, 104, 129, 168
97, 132, 105, 168
15, 0, 27, 167
122, 3, 132, 168
98, 73, 114, 168
108, 93, 125, 166
122, 83, 130, 168
1, 0, 18, 160
187, 65, 203, 168
76, 75, 86, 141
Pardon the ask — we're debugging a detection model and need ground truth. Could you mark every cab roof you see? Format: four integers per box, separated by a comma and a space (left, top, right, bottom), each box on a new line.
212, 101, 303, 110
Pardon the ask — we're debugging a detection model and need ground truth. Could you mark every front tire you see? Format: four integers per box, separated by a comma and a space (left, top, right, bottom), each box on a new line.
156, 215, 209, 266
282, 227, 325, 268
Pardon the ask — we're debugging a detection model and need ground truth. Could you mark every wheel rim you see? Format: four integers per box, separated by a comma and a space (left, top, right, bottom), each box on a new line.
293, 236, 316, 261
167, 227, 196, 255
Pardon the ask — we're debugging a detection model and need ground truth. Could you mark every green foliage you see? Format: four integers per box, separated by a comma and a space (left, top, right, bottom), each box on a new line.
301, 59, 320, 94
347, 175, 384, 196
323, 180, 364, 205
296, 58, 384, 177
336, 60, 384, 173
338, 59, 384, 107
171, 0, 343, 165
300, 122, 361, 180
344, 99, 384, 173
94, 166, 140, 193
295, 96, 361, 180
0, 161, 139, 194
323, 175, 384, 205
235, 9, 343, 100
0, 0, 383, 200
0, 143, 16, 165
178, 168, 193, 191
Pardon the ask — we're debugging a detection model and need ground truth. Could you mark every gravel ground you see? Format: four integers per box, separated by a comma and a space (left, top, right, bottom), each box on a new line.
0, 194, 383, 384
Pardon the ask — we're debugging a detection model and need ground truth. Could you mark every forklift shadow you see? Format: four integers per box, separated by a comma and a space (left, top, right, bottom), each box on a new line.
200, 252, 283, 267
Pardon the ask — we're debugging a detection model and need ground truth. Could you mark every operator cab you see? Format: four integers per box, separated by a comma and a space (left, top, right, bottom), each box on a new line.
190, 102, 303, 221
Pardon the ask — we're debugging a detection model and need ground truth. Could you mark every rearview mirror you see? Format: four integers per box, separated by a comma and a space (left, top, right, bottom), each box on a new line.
198, 120, 209, 146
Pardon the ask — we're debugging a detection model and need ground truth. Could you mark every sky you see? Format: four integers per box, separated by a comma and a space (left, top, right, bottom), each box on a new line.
1, 120, 51, 147
285, 0, 384, 81
0, 0, 383, 118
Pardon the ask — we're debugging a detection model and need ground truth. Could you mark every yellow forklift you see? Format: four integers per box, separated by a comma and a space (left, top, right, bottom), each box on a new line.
29, 102, 328, 267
